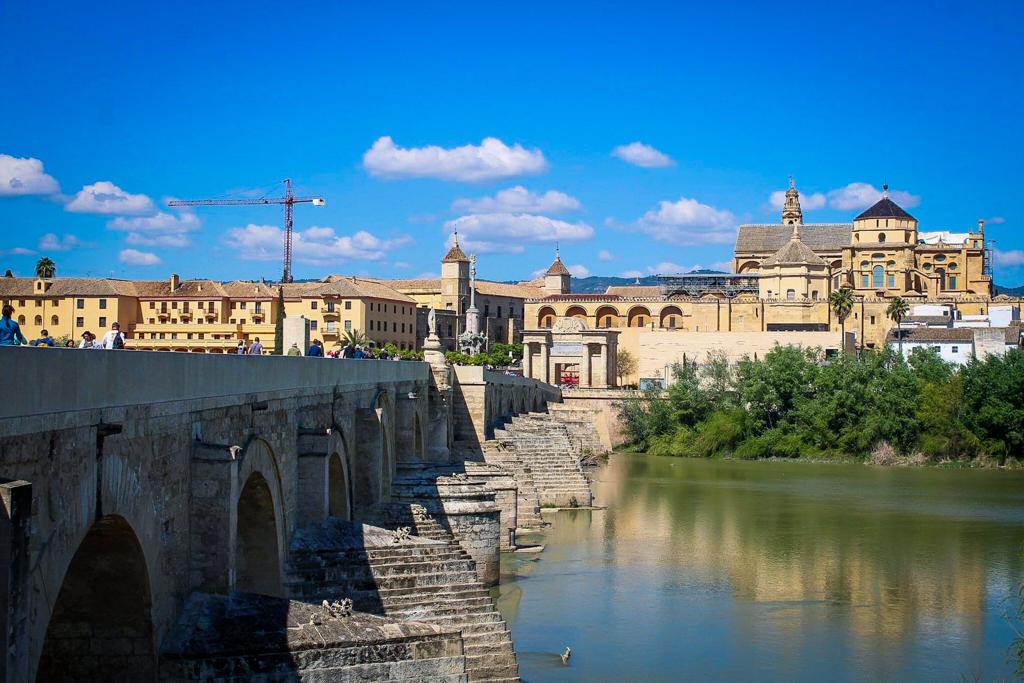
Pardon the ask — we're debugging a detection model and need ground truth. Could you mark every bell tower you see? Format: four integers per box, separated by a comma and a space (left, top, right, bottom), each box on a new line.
781, 177, 803, 225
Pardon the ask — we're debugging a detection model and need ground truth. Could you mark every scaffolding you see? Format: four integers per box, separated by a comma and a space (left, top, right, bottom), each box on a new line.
657, 273, 759, 299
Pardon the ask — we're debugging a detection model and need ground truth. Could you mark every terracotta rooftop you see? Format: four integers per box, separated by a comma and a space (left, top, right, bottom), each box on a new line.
604, 285, 661, 297
761, 234, 828, 267
544, 256, 571, 276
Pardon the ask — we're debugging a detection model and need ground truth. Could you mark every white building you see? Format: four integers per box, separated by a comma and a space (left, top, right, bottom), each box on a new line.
888, 326, 1021, 365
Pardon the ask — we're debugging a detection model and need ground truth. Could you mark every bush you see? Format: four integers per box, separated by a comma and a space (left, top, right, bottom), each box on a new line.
734, 428, 804, 460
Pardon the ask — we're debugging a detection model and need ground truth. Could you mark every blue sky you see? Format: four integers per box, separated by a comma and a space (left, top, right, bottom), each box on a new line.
2, 1, 1023, 284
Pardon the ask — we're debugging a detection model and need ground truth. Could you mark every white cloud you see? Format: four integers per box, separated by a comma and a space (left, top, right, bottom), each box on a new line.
611, 142, 673, 168
38, 233, 85, 252
224, 224, 412, 266
768, 188, 826, 211
986, 216, 1006, 225
392, 261, 412, 270
65, 181, 155, 215
827, 182, 920, 211
118, 249, 162, 266
567, 264, 590, 277
994, 249, 1024, 267
630, 197, 737, 246
0, 154, 60, 196
452, 186, 580, 214
444, 213, 594, 254
108, 206, 201, 248
363, 136, 548, 182
618, 270, 644, 279
0, 247, 36, 256
598, 249, 615, 262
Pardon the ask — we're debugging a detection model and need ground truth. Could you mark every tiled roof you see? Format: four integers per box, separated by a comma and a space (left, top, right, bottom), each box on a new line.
282, 279, 415, 303
442, 243, 469, 262
475, 281, 544, 299
761, 236, 827, 267
888, 327, 975, 342
604, 286, 661, 297
545, 257, 570, 276
735, 223, 851, 253
0, 277, 139, 297
855, 196, 916, 221
904, 316, 952, 326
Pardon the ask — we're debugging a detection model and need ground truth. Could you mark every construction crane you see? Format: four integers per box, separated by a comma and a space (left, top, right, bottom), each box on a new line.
168, 179, 325, 283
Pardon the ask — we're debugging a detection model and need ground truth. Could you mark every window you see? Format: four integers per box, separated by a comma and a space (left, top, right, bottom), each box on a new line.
344, 300, 352, 310
76, 317, 84, 327
392, 322, 396, 332
159, 333, 165, 340
18, 316, 25, 325
99, 299, 107, 309
951, 346, 959, 353
509, 306, 515, 318
240, 319, 246, 325
931, 345, 940, 353
149, 301, 155, 309
148, 318, 154, 324
230, 318, 236, 324
326, 301, 335, 312
344, 320, 352, 331
872, 265, 884, 288
484, 304, 490, 317
187, 333, 193, 339
199, 333, 205, 340
870, 316, 875, 324
76, 299, 85, 309
786, 289, 795, 301
310, 320, 318, 331
401, 323, 405, 333
948, 276, 957, 289
33, 315, 42, 325
172, 301, 178, 309
861, 274, 869, 288
497, 306, 502, 318
171, 333, 178, 340
878, 233, 886, 243
887, 273, 895, 288
198, 301, 204, 310
240, 302, 246, 310
99, 317, 106, 328
310, 300, 318, 310
51, 315, 59, 325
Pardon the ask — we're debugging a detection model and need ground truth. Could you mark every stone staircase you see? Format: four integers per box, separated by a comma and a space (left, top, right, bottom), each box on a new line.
545, 405, 609, 457
491, 413, 593, 507
479, 442, 544, 528
286, 517, 520, 683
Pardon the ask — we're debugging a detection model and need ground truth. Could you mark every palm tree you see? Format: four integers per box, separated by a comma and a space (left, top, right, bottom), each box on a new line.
829, 287, 855, 352
341, 329, 374, 348
35, 257, 55, 279
886, 297, 910, 358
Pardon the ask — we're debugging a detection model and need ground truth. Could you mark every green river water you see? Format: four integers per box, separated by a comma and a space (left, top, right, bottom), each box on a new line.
495, 455, 1024, 682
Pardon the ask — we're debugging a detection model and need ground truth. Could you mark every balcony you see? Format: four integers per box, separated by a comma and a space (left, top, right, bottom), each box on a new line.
322, 308, 340, 320
179, 309, 193, 320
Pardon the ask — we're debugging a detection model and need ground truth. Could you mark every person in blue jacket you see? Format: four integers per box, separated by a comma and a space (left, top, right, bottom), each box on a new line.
0, 305, 27, 346
306, 339, 324, 357
31, 328, 56, 347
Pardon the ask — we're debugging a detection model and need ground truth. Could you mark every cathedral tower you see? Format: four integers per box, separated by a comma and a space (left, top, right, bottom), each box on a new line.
781, 177, 803, 225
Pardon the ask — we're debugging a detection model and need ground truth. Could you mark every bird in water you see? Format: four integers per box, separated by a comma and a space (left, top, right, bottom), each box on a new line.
561, 647, 572, 665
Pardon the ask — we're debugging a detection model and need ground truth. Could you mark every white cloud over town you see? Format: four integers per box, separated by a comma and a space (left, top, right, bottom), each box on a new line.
597, 250, 615, 261
65, 181, 155, 215
38, 233, 86, 252
363, 136, 548, 182
827, 182, 920, 211
452, 186, 581, 214
224, 224, 412, 266
631, 197, 737, 246
108, 205, 201, 248
444, 213, 594, 254
118, 249, 162, 266
994, 249, 1024, 267
0, 247, 36, 256
0, 154, 60, 196
611, 142, 674, 168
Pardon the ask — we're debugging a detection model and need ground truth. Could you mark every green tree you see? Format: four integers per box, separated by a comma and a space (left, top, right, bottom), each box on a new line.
616, 348, 638, 385
341, 328, 374, 348
35, 257, 56, 279
961, 349, 1024, 460
736, 345, 819, 429
829, 287, 855, 351
886, 297, 910, 357
273, 287, 285, 355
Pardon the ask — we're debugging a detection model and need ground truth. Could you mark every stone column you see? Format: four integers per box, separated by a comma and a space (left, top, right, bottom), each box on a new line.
523, 341, 533, 380
597, 342, 608, 388
580, 343, 592, 388
539, 341, 549, 384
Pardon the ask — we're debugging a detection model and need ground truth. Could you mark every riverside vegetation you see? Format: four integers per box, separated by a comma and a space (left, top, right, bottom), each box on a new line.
616, 345, 1024, 466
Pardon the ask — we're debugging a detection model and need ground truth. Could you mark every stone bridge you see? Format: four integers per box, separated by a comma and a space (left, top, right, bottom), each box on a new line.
0, 349, 559, 682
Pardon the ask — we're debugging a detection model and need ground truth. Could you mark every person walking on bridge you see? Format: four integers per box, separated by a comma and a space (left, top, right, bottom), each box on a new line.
248, 337, 263, 355
0, 305, 27, 346
31, 329, 56, 347
100, 322, 126, 349
306, 339, 324, 357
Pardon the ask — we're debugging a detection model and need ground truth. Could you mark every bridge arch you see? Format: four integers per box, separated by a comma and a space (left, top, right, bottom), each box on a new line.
234, 438, 286, 596
327, 428, 352, 520
37, 515, 155, 681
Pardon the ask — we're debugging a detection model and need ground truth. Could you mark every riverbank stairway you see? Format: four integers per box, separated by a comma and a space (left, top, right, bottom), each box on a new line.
285, 513, 520, 683
490, 413, 594, 507
478, 442, 544, 528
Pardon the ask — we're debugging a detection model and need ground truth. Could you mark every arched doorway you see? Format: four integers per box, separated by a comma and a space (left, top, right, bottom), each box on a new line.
37, 515, 154, 682
536, 306, 556, 328
327, 453, 350, 520
565, 306, 588, 322
236, 472, 282, 596
660, 305, 683, 329
595, 305, 621, 328
627, 306, 651, 328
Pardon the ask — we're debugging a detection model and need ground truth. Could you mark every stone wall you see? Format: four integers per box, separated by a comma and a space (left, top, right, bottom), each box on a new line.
451, 365, 561, 448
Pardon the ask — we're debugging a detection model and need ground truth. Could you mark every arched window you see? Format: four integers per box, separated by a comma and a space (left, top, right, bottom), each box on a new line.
51, 315, 59, 326
34, 315, 42, 326
936, 267, 946, 290
878, 233, 886, 243
786, 289, 796, 301
872, 265, 884, 289
17, 315, 25, 325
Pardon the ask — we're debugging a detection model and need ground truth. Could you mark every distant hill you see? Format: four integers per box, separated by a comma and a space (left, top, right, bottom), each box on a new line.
995, 284, 1024, 296
568, 271, 727, 294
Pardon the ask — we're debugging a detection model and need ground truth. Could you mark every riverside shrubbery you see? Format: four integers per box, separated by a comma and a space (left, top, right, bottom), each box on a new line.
616, 346, 1024, 464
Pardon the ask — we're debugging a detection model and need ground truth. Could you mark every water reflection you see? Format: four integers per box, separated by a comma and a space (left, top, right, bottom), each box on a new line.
497, 455, 1024, 682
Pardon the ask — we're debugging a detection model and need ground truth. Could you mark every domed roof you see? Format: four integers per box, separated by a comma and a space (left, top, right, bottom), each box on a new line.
761, 226, 827, 267
855, 186, 916, 221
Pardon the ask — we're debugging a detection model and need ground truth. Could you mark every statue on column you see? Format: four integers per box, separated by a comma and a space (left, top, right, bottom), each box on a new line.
458, 253, 486, 355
